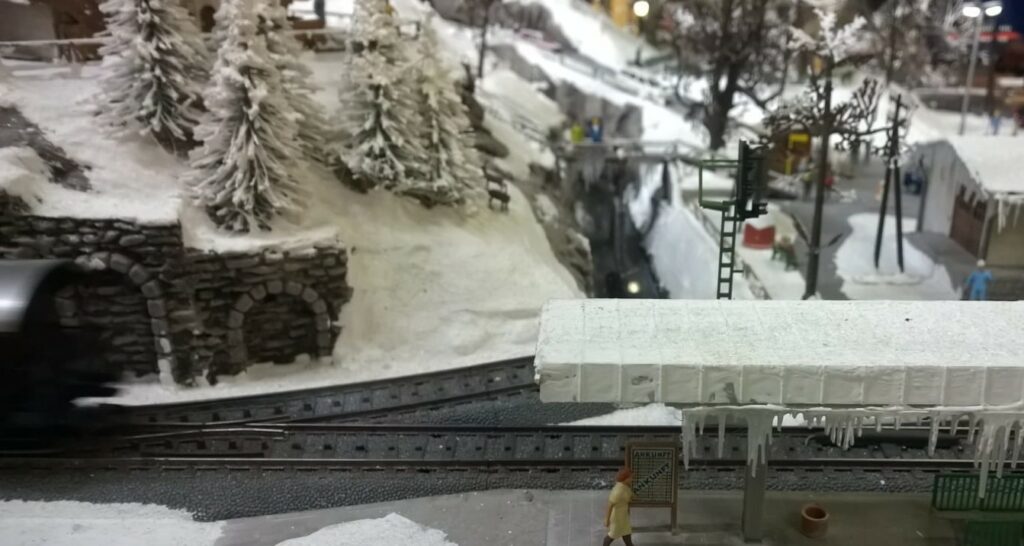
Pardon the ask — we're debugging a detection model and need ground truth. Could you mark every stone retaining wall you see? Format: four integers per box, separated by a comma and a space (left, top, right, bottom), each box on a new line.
0, 214, 351, 385
188, 246, 350, 377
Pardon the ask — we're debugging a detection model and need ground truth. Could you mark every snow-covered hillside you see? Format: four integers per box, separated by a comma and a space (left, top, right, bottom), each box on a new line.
2, 56, 579, 404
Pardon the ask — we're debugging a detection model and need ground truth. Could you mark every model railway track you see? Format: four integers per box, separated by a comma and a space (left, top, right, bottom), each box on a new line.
118, 357, 537, 426
22, 424, 973, 465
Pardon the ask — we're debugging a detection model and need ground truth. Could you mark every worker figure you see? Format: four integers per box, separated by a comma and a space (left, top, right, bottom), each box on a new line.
966, 260, 994, 301
602, 467, 635, 546
570, 121, 585, 144
587, 117, 604, 143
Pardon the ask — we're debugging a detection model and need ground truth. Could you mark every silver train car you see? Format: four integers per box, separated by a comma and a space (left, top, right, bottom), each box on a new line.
0, 260, 116, 441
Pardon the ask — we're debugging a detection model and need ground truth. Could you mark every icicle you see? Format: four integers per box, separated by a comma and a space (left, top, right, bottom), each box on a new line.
875, 416, 883, 433
894, 415, 902, 431
680, 414, 696, 470
968, 415, 978, 444
856, 417, 864, 438
1013, 426, 1024, 469
927, 415, 941, 456
699, 413, 706, 436
717, 418, 726, 459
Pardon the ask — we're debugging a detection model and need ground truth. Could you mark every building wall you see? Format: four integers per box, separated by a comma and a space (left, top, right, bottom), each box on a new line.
986, 220, 1024, 267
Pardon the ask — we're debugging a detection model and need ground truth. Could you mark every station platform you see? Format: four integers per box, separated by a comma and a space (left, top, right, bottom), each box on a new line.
214, 489, 958, 546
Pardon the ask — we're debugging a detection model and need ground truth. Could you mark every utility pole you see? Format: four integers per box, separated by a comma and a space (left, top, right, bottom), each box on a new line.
959, 14, 984, 135
803, 62, 832, 300
873, 94, 906, 271
885, 0, 899, 85
477, 0, 494, 80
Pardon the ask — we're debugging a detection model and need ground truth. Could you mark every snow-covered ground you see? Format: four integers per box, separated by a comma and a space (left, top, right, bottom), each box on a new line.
835, 213, 959, 300
2, 63, 184, 223
0, 501, 224, 546
277, 513, 457, 546
3, 53, 579, 404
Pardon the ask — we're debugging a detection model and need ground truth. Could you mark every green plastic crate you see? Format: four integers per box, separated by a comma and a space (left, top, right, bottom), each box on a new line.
964, 522, 1022, 546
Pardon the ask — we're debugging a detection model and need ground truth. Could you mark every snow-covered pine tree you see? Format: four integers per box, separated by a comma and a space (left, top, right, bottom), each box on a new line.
187, 0, 307, 233
341, 0, 424, 190
406, 22, 485, 207
254, 0, 334, 167
97, 0, 209, 152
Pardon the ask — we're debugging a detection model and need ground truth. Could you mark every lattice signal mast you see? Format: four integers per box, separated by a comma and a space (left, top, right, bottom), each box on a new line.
698, 140, 769, 299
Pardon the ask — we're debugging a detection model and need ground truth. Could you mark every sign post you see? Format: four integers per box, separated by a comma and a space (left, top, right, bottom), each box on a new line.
626, 442, 680, 534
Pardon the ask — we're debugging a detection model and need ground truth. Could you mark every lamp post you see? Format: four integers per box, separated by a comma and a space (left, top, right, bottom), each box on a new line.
959, 0, 1003, 135
632, 1, 649, 64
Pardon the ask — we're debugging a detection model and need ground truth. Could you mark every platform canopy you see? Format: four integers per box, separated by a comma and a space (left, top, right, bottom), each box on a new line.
536, 299, 1024, 494
535, 299, 1024, 408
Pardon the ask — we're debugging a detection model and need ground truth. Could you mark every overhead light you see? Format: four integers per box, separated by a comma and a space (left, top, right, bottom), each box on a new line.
962, 3, 982, 17
633, 1, 650, 18
984, 1, 1003, 17
626, 280, 641, 295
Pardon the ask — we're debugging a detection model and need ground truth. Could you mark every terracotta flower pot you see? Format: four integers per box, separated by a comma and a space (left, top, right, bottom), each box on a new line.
800, 504, 829, 538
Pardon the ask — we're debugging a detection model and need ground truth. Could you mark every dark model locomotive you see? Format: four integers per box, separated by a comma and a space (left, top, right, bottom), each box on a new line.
0, 260, 117, 444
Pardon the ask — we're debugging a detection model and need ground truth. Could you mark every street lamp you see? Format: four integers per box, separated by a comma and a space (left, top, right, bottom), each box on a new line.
632, 0, 650, 18
959, 0, 1003, 135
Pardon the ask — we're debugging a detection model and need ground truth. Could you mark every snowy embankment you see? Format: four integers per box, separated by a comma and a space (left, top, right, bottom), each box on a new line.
0, 501, 224, 546
563, 403, 806, 427
3, 57, 579, 404
835, 213, 959, 300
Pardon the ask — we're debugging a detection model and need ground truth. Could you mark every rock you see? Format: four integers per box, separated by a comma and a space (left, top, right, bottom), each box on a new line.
301, 287, 319, 303
146, 299, 167, 318
128, 264, 151, 284
267, 280, 284, 294
475, 131, 510, 158
285, 281, 303, 296
234, 294, 254, 312
110, 253, 133, 273
119, 234, 146, 247
141, 280, 162, 298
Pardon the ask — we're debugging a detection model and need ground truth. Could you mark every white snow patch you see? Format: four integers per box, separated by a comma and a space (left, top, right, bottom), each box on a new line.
4, 63, 184, 223
276, 513, 457, 546
0, 146, 46, 206
0, 500, 223, 546
563, 403, 805, 427
534, 193, 559, 224
835, 213, 959, 300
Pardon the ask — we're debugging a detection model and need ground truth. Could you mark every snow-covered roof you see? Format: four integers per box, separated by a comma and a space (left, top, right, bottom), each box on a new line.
535, 299, 1024, 407
944, 136, 1024, 196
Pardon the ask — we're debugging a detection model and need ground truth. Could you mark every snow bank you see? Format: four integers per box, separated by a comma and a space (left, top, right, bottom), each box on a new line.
0, 501, 223, 546
835, 213, 958, 300
276, 513, 457, 546
4, 63, 184, 223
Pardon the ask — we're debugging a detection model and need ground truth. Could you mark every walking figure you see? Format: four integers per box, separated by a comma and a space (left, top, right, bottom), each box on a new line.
966, 260, 993, 301
602, 467, 636, 546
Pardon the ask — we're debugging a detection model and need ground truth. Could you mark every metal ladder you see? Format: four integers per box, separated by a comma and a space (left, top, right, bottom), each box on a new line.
716, 205, 740, 299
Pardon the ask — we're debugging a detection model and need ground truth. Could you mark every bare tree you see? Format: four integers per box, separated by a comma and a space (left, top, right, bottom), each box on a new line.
762, 9, 894, 299
669, 0, 794, 150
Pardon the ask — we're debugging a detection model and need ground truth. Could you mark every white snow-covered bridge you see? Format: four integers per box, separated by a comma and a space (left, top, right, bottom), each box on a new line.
535, 299, 1024, 538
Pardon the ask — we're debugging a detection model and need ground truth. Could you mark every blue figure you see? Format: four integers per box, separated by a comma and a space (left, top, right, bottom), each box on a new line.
966, 260, 993, 301
586, 117, 604, 143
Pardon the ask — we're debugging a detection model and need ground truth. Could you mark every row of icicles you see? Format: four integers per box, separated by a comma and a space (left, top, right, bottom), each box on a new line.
677, 406, 1024, 496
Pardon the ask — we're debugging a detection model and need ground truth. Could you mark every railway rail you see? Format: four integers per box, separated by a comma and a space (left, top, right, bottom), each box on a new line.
117, 357, 537, 426
10, 423, 975, 467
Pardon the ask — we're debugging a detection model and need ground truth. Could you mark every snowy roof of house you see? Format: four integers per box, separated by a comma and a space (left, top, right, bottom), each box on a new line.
534, 299, 1024, 408
943, 136, 1024, 197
